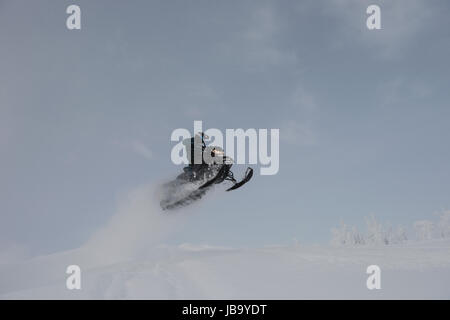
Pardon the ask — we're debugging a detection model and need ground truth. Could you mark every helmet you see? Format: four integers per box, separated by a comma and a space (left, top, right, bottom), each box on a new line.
211, 146, 224, 157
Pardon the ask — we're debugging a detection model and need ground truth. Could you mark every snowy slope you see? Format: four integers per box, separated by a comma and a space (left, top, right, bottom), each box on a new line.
1, 185, 449, 299
1, 240, 450, 299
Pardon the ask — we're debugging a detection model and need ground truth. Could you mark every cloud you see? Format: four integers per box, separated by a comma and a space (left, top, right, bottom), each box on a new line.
280, 85, 318, 146
281, 121, 316, 146
217, 4, 297, 70
377, 77, 433, 107
132, 141, 153, 160
181, 83, 222, 118
241, 6, 296, 66
291, 86, 317, 112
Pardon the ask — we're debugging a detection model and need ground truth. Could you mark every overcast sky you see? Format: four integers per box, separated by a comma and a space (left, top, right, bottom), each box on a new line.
1, 0, 450, 257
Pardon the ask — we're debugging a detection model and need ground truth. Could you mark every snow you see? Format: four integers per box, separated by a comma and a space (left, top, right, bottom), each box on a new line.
1, 185, 450, 299
1, 241, 450, 299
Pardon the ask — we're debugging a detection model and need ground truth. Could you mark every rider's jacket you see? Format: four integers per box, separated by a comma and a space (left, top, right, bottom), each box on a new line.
182, 134, 205, 165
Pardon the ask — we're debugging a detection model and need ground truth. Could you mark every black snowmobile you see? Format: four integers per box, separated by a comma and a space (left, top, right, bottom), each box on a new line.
159, 134, 253, 210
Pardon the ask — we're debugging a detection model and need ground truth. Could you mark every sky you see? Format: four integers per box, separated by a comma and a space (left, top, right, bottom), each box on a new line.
1, 0, 450, 257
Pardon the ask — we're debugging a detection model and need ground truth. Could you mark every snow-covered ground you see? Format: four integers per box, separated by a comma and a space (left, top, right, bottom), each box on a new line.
1, 240, 450, 299
1, 185, 449, 299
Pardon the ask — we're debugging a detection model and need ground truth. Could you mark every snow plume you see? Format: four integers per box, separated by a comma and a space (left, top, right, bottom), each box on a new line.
0, 183, 190, 297
80, 183, 188, 267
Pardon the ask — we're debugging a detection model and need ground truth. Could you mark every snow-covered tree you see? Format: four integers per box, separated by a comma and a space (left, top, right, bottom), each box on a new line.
365, 215, 387, 245
331, 210, 450, 246
394, 226, 408, 243
330, 221, 365, 246
414, 220, 434, 241
331, 215, 408, 246
436, 210, 450, 239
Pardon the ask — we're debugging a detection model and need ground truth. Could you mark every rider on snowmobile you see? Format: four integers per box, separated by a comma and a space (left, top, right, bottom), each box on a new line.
182, 132, 225, 178
160, 132, 253, 210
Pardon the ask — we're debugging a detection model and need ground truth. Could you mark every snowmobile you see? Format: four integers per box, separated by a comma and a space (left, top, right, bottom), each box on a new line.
159, 145, 253, 210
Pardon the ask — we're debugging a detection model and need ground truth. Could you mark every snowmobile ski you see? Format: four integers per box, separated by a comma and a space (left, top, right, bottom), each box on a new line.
226, 167, 253, 191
